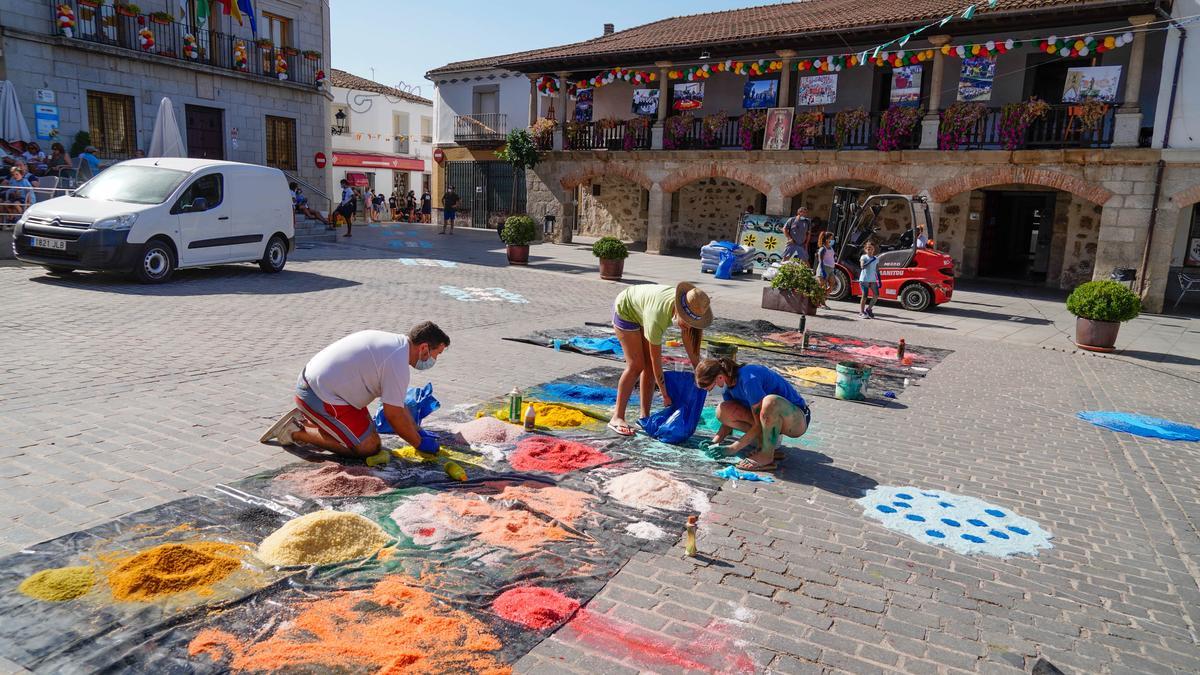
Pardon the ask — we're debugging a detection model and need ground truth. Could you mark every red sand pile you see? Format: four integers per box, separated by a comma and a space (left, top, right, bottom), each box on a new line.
509, 437, 610, 474
274, 462, 390, 498
189, 575, 510, 674
492, 586, 579, 629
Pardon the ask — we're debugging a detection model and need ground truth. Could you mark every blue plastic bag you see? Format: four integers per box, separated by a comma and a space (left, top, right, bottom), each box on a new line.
374, 383, 440, 434
711, 240, 739, 250
568, 336, 624, 356
714, 249, 736, 280
714, 465, 775, 482
1078, 411, 1200, 441
639, 371, 708, 444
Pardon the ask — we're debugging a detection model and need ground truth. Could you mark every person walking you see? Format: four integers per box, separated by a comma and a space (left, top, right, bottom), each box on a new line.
781, 206, 811, 260
334, 179, 355, 236
858, 239, 881, 319
420, 188, 432, 223
441, 186, 460, 234
814, 231, 836, 308
406, 191, 417, 224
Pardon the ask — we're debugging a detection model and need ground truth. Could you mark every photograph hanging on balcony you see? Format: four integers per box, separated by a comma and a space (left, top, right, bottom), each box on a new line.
763, 108, 794, 151
573, 88, 594, 122
957, 57, 996, 102
672, 82, 705, 112
743, 78, 779, 109
1062, 66, 1122, 103
631, 88, 660, 116
890, 65, 923, 107
796, 74, 838, 106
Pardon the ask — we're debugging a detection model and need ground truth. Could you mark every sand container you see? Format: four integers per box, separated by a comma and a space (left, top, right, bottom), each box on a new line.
18, 566, 95, 602
108, 542, 244, 601
258, 511, 391, 566
606, 468, 700, 512
454, 417, 527, 445
274, 462, 390, 498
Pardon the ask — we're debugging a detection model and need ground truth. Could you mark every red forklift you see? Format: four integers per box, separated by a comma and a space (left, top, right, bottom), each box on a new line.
824, 186, 956, 311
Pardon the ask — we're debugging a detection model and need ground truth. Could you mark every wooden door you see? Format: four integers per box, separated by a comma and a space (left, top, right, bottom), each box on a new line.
185, 105, 224, 160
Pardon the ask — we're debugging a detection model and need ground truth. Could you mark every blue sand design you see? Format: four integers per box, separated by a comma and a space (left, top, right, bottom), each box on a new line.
859, 486, 1053, 557
1078, 411, 1200, 441
420, 241, 433, 249
568, 336, 624, 356
535, 383, 623, 406
714, 465, 775, 482
388, 240, 405, 249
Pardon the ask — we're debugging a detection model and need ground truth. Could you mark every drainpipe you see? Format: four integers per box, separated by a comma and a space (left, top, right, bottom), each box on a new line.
1137, 4, 1186, 296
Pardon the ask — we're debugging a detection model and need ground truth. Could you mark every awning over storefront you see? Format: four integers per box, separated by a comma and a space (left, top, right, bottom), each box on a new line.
333, 152, 425, 172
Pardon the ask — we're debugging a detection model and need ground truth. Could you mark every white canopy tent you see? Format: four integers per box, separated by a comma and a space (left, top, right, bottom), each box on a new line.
0, 81, 33, 143
147, 97, 186, 158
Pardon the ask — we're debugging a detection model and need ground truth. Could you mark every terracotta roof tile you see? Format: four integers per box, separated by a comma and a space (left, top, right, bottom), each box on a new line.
329, 69, 432, 105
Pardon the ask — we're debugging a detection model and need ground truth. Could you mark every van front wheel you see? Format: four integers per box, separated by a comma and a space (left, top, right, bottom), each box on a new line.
133, 240, 175, 284
259, 235, 288, 273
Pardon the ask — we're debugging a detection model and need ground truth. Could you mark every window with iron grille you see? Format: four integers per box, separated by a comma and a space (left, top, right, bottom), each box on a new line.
86, 91, 136, 159
265, 115, 297, 171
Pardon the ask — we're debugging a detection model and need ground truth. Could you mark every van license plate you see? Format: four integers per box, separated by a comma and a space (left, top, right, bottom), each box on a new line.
30, 236, 67, 251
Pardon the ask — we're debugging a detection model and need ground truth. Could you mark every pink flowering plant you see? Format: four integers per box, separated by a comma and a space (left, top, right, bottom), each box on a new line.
790, 110, 824, 149
739, 110, 767, 150
663, 113, 693, 150
876, 105, 922, 152
998, 98, 1049, 150
938, 102, 987, 151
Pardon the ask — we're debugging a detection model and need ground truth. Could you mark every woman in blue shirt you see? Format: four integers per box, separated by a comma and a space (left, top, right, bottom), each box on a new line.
694, 357, 810, 472
858, 239, 880, 319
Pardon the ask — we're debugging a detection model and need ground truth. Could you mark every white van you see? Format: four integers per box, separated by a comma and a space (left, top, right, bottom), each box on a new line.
13, 158, 294, 283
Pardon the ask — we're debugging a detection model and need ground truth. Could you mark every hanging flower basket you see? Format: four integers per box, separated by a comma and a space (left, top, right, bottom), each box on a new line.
623, 116, 650, 151
282, 46, 299, 57
1077, 99, 1110, 132
79, 0, 100, 6
877, 105, 922, 151
302, 49, 322, 61
255, 38, 274, 50
663, 113, 693, 150
56, 4, 77, 38
149, 11, 172, 25
115, 3, 140, 18
790, 110, 824, 149
739, 110, 767, 151
833, 107, 869, 149
998, 97, 1050, 150
938, 102, 987, 150
701, 111, 728, 148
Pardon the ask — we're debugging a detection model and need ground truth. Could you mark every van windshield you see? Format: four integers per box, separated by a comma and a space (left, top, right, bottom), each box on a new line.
74, 165, 189, 205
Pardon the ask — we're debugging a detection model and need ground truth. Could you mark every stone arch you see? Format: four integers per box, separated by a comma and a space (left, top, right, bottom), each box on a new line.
559, 162, 653, 191
1168, 183, 1200, 208
780, 166, 919, 198
659, 162, 772, 195
929, 167, 1113, 206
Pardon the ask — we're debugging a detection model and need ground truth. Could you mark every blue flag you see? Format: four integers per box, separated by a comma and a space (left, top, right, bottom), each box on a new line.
237, 0, 257, 36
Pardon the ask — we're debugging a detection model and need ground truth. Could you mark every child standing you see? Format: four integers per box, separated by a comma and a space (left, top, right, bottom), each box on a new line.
814, 231, 836, 308
859, 239, 881, 318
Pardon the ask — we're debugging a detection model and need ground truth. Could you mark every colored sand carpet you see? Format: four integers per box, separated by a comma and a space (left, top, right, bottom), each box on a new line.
108, 542, 244, 601
274, 462, 390, 497
509, 437, 611, 474
18, 566, 95, 602
257, 511, 390, 566
487, 401, 595, 428
1077, 411, 1200, 441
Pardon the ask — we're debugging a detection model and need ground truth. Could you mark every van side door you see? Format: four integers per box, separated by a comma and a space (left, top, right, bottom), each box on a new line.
172, 172, 231, 265
226, 172, 270, 260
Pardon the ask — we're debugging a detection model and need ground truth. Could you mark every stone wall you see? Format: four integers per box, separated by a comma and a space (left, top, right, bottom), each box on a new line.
576, 176, 646, 241
671, 178, 761, 248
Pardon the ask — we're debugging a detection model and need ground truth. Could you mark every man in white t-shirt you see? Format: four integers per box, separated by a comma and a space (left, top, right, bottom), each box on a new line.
260, 322, 450, 458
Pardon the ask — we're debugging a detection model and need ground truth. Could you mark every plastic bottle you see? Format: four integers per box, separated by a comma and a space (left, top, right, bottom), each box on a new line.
508, 387, 522, 423
897, 338, 907, 361
685, 515, 698, 556
523, 403, 537, 431
444, 461, 467, 482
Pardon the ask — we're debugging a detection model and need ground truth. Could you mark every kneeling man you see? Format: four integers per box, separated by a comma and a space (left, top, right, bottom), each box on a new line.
261, 322, 449, 458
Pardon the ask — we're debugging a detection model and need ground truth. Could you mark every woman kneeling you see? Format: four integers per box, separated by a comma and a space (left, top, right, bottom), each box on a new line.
694, 358, 811, 472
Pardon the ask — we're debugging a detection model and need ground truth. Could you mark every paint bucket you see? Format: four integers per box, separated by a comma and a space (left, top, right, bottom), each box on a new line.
835, 361, 872, 400
707, 342, 738, 361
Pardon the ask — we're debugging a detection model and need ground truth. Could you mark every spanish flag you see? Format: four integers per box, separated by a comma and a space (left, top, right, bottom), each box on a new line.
216, 0, 243, 26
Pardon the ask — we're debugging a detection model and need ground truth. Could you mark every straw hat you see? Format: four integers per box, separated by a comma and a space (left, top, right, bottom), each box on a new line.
674, 282, 713, 329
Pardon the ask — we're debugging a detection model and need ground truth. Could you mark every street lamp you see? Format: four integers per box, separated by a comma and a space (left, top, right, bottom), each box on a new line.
331, 109, 346, 135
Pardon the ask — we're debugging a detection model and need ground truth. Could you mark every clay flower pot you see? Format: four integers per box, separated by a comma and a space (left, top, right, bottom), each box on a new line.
1075, 317, 1120, 352
506, 245, 530, 265
598, 258, 624, 280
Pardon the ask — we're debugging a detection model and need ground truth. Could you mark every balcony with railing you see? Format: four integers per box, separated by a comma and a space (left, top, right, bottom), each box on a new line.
453, 114, 508, 145
48, 0, 323, 86
564, 120, 652, 150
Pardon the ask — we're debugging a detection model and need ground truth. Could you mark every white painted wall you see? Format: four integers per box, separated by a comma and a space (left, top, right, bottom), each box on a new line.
430, 68, 531, 145
1152, 0, 1199, 148
330, 84, 432, 192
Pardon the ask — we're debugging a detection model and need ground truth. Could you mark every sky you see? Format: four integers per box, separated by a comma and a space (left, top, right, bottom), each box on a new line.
330, 0, 762, 100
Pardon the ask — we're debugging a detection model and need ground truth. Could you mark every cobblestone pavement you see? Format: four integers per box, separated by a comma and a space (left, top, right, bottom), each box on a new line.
1, 222, 1198, 674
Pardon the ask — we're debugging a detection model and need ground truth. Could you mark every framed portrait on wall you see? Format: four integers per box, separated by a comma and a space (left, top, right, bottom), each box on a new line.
957, 57, 996, 102
631, 88, 659, 116
763, 107, 793, 151
672, 82, 704, 111
742, 78, 779, 109
1062, 66, 1122, 103
890, 65, 923, 107
796, 74, 838, 106
573, 88, 593, 122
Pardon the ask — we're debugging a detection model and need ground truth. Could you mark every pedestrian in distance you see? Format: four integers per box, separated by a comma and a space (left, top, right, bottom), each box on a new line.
334, 179, 355, 236
608, 283, 712, 436
421, 188, 432, 223
814, 231, 836, 308
441, 186, 460, 234
260, 322, 450, 459
782, 206, 811, 260
694, 357, 810, 473
859, 239, 881, 319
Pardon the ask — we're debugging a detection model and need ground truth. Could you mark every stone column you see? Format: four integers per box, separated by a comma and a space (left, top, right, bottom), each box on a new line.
553, 70, 569, 151
652, 62, 671, 150
776, 50, 797, 109
528, 76, 538, 127
646, 184, 670, 253
766, 188, 787, 215
920, 35, 953, 150
1114, 15, 1156, 147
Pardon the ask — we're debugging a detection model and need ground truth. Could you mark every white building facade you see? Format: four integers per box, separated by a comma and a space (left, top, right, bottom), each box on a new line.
329, 69, 432, 199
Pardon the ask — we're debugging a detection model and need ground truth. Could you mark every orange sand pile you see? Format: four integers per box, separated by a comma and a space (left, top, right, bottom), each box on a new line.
189, 574, 510, 674
108, 542, 244, 601
495, 484, 596, 524
390, 490, 574, 553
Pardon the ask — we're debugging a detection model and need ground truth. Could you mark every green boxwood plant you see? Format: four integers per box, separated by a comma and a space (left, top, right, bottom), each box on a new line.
1066, 280, 1140, 322
771, 260, 827, 306
592, 237, 628, 260
500, 215, 537, 246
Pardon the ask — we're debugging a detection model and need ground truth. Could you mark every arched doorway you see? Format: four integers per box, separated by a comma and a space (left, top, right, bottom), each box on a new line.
788, 180, 915, 261
668, 176, 767, 249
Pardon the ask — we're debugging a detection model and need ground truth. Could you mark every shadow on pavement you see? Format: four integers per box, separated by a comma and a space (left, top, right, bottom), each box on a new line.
776, 448, 879, 498
28, 266, 360, 295
1114, 350, 1200, 368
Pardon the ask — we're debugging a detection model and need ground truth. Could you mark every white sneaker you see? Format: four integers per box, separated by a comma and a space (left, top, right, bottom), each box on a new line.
260, 409, 303, 445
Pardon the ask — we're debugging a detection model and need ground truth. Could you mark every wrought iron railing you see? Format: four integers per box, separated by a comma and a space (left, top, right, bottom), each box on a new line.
49, 0, 323, 86
453, 114, 507, 144
564, 120, 651, 150
947, 104, 1115, 149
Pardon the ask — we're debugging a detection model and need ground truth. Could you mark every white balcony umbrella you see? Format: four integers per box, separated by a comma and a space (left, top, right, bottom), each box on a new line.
148, 97, 186, 157
0, 81, 32, 143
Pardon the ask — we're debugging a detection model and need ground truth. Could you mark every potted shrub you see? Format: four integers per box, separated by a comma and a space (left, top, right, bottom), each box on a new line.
592, 237, 628, 280
149, 11, 172, 25
500, 215, 537, 265
115, 2, 140, 18
1067, 280, 1140, 351
762, 260, 826, 315
302, 49, 322, 61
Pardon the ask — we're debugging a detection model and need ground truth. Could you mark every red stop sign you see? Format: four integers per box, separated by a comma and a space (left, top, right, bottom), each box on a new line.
433, 148, 445, 163
314, 152, 327, 168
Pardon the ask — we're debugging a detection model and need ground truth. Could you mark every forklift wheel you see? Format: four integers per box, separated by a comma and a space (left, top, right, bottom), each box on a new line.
899, 283, 934, 312
829, 269, 852, 301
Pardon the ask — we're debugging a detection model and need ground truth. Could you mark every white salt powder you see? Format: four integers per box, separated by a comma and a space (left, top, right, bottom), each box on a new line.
624, 521, 666, 540
453, 417, 526, 445
606, 468, 696, 512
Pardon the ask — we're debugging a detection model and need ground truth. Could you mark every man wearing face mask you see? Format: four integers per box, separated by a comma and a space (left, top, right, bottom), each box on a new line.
260, 322, 450, 459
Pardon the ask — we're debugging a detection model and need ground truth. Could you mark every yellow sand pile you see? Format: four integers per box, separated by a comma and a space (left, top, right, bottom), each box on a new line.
258, 511, 391, 567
